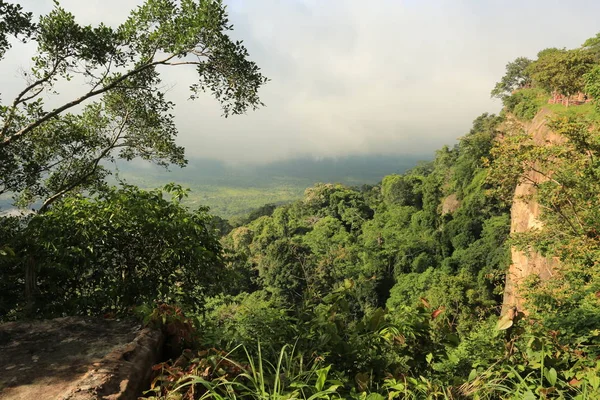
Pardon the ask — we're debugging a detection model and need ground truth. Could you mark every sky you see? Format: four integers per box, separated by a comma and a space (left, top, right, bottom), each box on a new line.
8, 0, 600, 163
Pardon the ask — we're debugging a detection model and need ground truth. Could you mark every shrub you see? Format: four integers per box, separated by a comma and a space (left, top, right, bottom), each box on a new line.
5, 184, 225, 317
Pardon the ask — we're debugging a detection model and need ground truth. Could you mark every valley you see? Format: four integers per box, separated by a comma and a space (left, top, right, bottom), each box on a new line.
2, 1, 600, 399
112, 154, 427, 219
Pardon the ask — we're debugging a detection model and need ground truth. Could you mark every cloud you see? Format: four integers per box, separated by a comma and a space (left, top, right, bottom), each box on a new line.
10, 0, 600, 163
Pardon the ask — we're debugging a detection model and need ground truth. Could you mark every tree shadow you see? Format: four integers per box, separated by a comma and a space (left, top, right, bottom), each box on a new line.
0, 317, 138, 397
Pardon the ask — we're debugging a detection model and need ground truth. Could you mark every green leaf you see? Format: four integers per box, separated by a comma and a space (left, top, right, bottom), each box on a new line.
496, 312, 514, 330
545, 367, 557, 386
368, 308, 386, 331
468, 369, 478, 382
315, 365, 330, 392
522, 391, 537, 400
426, 353, 433, 364
0, 246, 15, 257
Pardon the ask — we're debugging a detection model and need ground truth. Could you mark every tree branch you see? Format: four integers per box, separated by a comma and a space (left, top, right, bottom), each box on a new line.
0, 57, 63, 139
163, 60, 202, 66
38, 110, 131, 212
2, 53, 178, 147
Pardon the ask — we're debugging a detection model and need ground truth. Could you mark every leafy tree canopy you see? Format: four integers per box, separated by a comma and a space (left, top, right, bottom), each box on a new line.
0, 0, 35, 57
0, 0, 267, 210
1, 183, 226, 317
526, 48, 595, 99
491, 57, 532, 99
582, 32, 600, 59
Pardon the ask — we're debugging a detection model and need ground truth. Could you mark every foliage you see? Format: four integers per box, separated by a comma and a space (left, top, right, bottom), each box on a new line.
4, 23, 600, 400
502, 88, 544, 121
584, 65, 600, 111
201, 44, 600, 393
526, 48, 596, 100
199, 291, 296, 354
0, 0, 35, 58
143, 344, 343, 400
0, 184, 225, 318
487, 61, 600, 396
0, 0, 267, 210
197, 107, 516, 398
381, 174, 423, 208
498, 113, 600, 341
491, 57, 533, 99
582, 32, 600, 60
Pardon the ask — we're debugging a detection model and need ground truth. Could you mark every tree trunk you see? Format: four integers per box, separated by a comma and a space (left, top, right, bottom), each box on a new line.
24, 256, 36, 316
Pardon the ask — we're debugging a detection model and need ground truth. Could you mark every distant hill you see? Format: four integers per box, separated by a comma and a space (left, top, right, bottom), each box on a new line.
114, 154, 429, 218
1, 154, 429, 218
115, 154, 428, 186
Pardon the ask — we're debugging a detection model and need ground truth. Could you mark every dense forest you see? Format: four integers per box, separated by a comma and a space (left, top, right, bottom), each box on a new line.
2, 1, 600, 399
112, 154, 426, 219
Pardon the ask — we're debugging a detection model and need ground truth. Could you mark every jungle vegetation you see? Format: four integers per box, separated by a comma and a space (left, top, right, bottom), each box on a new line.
1, 1, 600, 399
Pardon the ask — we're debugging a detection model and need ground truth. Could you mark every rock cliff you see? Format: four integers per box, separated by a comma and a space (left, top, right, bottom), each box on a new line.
502, 108, 563, 314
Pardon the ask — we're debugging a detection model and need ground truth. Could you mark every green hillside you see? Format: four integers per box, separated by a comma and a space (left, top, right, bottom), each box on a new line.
112, 154, 426, 218
3, 2, 600, 399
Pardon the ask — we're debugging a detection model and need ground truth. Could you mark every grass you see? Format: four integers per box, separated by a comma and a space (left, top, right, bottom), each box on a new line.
143, 344, 343, 400
113, 172, 312, 218
183, 182, 307, 218
546, 101, 600, 121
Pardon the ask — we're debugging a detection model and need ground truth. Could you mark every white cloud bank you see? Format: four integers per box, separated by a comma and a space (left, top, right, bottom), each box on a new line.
11, 0, 600, 162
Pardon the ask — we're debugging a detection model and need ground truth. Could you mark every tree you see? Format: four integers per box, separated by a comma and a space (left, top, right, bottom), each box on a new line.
584, 65, 600, 110
582, 32, 600, 60
1, 183, 226, 317
0, 0, 267, 210
491, 57, 532, 99
0, 0, 35, 57
381, 174, 423, 208
453, 113, 501, 192
527, 49, 596, 105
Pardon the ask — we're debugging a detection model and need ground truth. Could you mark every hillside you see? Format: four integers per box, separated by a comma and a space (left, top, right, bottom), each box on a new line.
135, 41, 600, 397
3, 5, 600, 399
112, 154, 427, 218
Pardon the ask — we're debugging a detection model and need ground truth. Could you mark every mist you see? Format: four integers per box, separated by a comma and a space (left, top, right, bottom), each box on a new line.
11, 0, 600, 163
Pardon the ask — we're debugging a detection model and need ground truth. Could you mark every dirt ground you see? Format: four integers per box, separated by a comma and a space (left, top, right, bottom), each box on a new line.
0, 317, 140, 400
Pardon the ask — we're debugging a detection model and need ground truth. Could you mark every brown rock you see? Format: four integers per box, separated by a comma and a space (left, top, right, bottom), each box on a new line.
501, 108, 563, 314
441, 193, 461, 215
0, 317, 164, 400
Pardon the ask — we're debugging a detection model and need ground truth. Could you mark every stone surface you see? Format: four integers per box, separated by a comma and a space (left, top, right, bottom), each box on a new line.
501, 109, 563, 314
0, 317, 163, 400
441, 193, 461, 215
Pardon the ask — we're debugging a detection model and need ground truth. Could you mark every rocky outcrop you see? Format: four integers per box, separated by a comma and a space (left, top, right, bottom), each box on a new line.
502, 109, 563, 314
441, 193, 461, 215
62, 327, 164, 400
0, 317, 164, 400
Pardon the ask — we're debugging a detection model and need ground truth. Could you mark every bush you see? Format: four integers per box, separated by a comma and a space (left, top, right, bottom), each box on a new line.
503, 88, 543, 120
3, 184, 225, 317
198, 291, 295, 355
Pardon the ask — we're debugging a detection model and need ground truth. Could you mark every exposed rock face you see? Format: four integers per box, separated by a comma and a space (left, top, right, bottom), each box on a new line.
0, 317, 164, 400
441, 193, 461, 215
62, 327, 164, 400
502, 109, 563, 314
